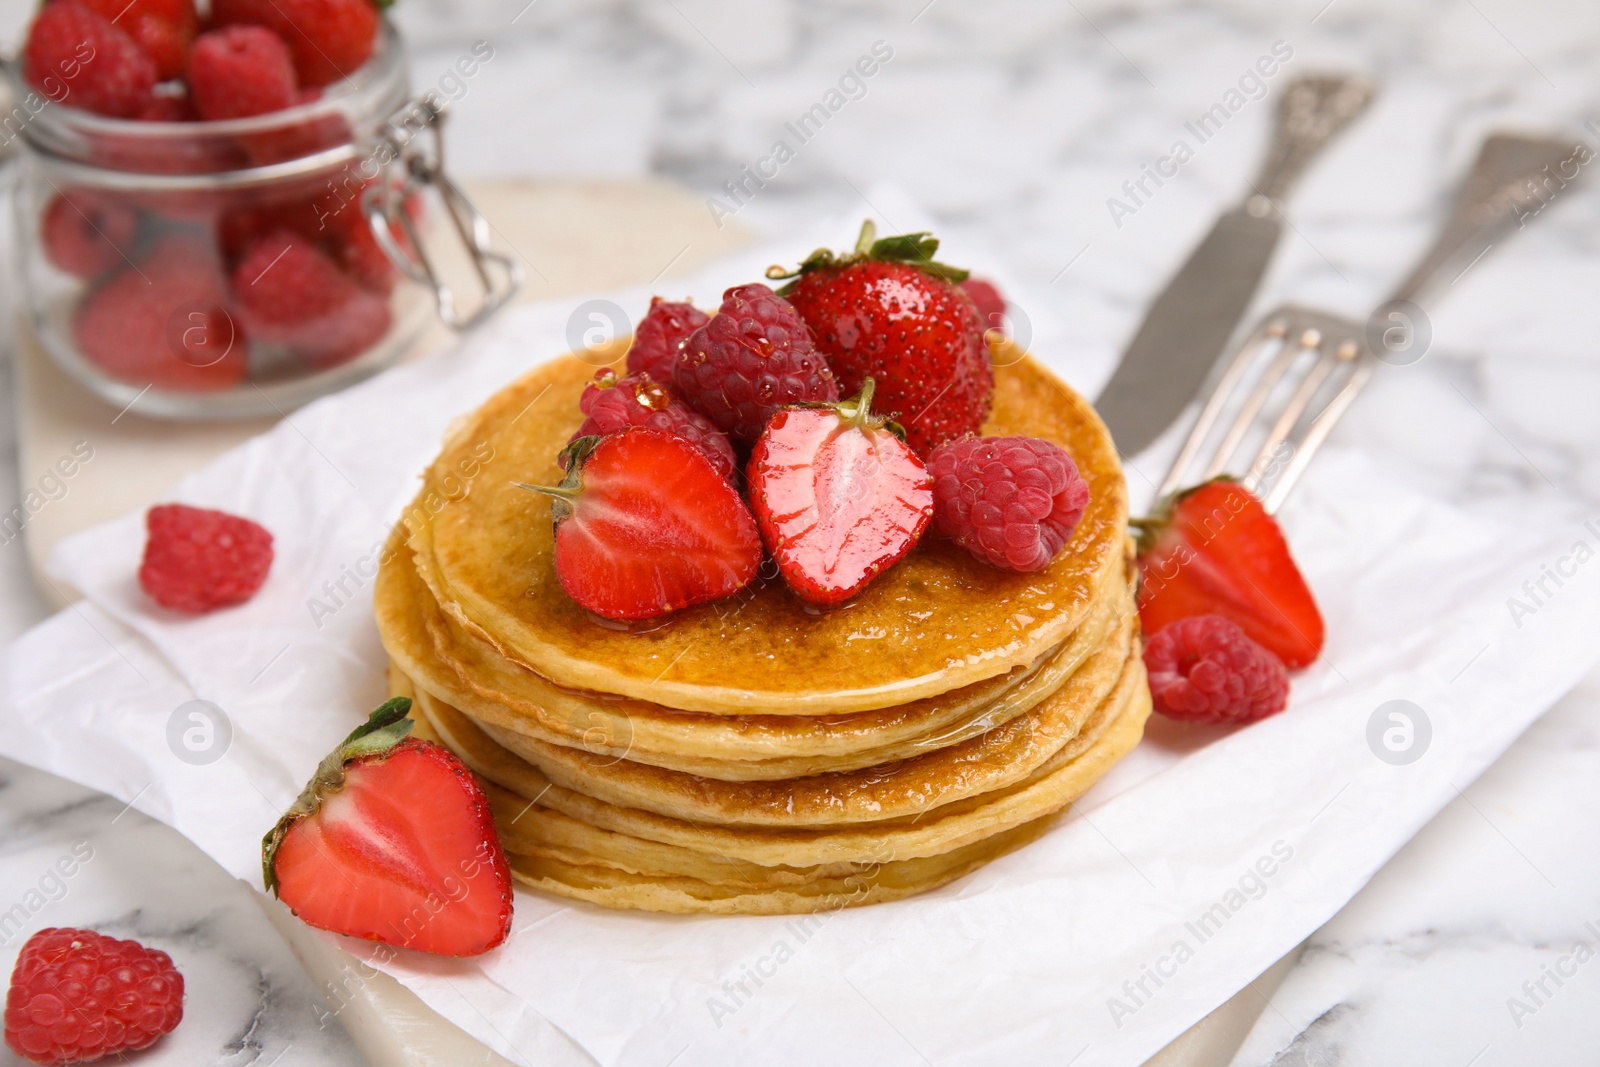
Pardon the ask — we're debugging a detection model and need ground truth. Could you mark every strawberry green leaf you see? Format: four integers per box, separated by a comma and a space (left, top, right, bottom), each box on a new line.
766, 219, 971, 294
261, 697, 415, 896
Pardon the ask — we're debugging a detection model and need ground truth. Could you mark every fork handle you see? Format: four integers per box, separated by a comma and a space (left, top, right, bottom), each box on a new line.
1249, 74, 1375, 208
1387, 132, 1584, 304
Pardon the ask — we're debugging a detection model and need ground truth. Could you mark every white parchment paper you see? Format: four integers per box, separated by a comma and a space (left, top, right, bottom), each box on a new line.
4, 195, 1598, 1066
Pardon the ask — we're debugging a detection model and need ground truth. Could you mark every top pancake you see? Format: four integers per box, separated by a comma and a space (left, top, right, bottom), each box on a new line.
409, 340, 1127, 715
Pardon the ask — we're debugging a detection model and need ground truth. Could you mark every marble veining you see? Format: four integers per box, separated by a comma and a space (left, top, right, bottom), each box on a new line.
0, 0, 1598, 1063
0, 756, 364, 1065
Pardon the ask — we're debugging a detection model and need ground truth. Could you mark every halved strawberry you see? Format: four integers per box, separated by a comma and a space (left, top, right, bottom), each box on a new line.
1133, 480, 1324, 669
522, 428, 762, 620
747, 378, 934, 605
774, 221, 992, 456
262, 698, 513, 957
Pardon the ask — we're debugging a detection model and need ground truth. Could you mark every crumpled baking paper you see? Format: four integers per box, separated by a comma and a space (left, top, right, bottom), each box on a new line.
4, 195, 1599, 1067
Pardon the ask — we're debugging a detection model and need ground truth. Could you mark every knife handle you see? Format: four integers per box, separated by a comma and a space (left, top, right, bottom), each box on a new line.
1387, 132, 1585, 304
1249, 74, 1375, 211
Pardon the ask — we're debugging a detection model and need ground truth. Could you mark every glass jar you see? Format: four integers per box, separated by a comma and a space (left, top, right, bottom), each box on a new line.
6, 23, 515, 420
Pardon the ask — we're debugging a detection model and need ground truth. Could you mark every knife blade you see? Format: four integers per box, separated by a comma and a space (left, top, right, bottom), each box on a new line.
1094, 207, 1280, 456
1094, 74, 1375, 457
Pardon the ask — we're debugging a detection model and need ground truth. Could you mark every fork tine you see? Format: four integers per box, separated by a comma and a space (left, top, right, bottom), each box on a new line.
1155, 304, 1369, 513
1155, 317, 1287, 499
1260, 353, 1374, 513
1240, 337, 1358, 496
1200, 326, 1316, 483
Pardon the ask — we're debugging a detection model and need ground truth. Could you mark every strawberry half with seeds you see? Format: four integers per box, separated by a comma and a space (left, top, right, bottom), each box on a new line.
522, 428, 762, 620
775, 221, 993, 456
747, 378, 934, 605
262, 698, 513, 957
1134, 479, 1324, 669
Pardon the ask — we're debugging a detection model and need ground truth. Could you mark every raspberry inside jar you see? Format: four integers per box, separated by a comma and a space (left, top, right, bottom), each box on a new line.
6, 21, 437, 419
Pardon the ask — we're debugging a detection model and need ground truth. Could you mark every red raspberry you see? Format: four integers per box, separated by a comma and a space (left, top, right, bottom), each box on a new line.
139, 503, 273, 613
23, 1, 157, 119
40, 192, 139, 279
928, 435, 1089, 571
230, 230, 391, 368
128, 15, 193, 81
336, 215, 416, 294
135, 91, 197, 122
78, 0, 200, 82
236, 87, 355, 166
674, 283, 837, 444
73, 234, 248, 393
960, 277, 1007, 332
4, 927, 184, 1065
336, 222, 393, 293
625, 297, 709, 382
567, 369, 737, 482
211, 0, 379, 88
186, 25, 297, 121
1144, 615, 1290, 725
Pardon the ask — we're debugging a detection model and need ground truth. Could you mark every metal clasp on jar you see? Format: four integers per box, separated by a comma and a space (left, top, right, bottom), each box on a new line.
363, 96, 522, 331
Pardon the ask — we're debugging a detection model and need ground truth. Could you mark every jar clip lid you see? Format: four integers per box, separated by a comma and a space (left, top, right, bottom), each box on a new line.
365, 97, 522, 331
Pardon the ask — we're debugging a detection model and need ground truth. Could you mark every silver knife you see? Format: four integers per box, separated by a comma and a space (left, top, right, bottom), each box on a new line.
1095, 74, 1375, 456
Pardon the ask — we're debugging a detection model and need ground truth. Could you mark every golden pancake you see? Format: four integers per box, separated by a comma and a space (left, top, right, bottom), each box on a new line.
405, 343, 1128, 715
376, 522, 1137, 778
395, 655, 1151, 871
500, 818, 1053, 915
470, 609, 1135, 827
381, 341, 1149, 913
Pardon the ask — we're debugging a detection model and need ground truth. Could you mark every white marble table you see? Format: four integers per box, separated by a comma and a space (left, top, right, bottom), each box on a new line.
4, 0, 1600, 1063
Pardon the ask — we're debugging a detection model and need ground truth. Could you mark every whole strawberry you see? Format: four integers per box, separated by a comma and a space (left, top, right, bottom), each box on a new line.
1134, 480, 1324, 669
263, 698, 514, 956
139, 503, 273, 612
748, 378, 933, 605
928, 435, 1089, 572
524, 429, 762, 620
568, 369, 736, 482
23, 0, 157, 118
625, 297, 709, 382
1144, 614, 1290, 724
777, 221, 992, 456
4, 927, 183, 1065
674, 283, 838, 444
211, 0, 380, 88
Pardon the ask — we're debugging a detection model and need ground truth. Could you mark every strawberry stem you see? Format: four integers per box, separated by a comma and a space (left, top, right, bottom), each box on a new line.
839, 376, 877, 427
515, 481, 579, 522
854, 219, 876, 255
796, 377, 910, 441
515, 482, 579, 500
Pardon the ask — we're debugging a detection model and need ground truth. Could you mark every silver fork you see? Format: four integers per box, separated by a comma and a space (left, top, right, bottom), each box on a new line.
1156, 132, 1584, 512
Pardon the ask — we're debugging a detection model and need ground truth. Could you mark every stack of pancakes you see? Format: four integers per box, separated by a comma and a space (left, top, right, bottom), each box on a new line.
375, 344, 1151, 914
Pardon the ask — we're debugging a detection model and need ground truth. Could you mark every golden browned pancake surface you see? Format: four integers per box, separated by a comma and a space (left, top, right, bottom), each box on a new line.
408, 344, 1127, 714
377, 521, 1134, 778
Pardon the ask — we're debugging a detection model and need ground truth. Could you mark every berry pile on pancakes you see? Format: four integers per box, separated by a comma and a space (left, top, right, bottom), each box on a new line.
375, 232, 1151, 914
